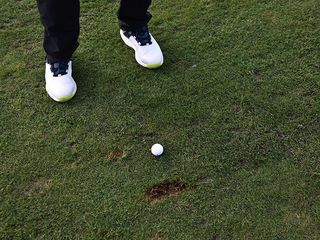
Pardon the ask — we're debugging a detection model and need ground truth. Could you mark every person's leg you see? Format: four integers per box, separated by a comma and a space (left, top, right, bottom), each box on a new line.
37, 0, 80, 63
37, 0, 79, 102
118, 0, 163, 69
118, 0, 152, 30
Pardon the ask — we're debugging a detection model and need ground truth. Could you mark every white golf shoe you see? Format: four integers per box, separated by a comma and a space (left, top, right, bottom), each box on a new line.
120, 26, 163, 69
45, 60, 77, 102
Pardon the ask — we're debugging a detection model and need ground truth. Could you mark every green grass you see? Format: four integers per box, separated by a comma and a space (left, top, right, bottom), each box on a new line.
1, 0, 319, 239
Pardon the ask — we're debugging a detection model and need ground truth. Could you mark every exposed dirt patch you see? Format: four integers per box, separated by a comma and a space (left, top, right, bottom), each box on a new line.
108, 148, 127, 160
144, 180, 188, 202
23, 178, 52, 197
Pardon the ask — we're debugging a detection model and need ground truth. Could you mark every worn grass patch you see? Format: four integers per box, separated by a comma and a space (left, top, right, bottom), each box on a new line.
23, 178, 52, 197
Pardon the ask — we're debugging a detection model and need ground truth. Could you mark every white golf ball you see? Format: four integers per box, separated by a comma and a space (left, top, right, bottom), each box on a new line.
151, 144, 164, 156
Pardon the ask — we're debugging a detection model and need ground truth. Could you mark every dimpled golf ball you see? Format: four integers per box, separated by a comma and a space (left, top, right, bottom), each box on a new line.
151, 144, 164, 156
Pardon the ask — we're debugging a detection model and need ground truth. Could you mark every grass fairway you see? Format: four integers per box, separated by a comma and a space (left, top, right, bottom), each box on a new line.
1, 0, 320, 239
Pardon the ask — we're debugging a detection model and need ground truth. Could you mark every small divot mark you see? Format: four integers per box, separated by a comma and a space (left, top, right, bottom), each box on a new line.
144, 180, 188, 202
108, 148, 127, 160
23, 178, 51, 197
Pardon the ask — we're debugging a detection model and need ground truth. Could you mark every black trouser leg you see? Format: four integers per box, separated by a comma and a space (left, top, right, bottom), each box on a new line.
37, 0, 152, 63
37, 0, 80, 63
118, 0, 152, 30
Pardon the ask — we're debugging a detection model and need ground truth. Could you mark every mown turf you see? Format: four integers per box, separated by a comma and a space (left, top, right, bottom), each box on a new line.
0, 0, 319, 239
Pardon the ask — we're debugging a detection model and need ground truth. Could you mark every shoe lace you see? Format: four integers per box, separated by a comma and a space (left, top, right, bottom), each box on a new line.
50, 60, 69, 77
134, 26, 152, 46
